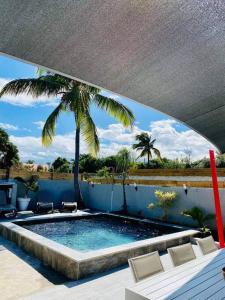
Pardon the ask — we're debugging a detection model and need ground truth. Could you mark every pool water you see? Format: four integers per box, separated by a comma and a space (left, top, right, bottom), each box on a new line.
22, 216, 176, 252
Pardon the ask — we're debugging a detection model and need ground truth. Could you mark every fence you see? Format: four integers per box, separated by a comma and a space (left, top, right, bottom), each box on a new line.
0, 168, 74, 180
2, 167, 225, 188
83, 168, 225, 188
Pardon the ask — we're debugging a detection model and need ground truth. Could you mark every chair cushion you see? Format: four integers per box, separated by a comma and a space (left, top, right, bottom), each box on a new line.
129, 251, 164, 282
197, 236, 218, 255
168, 243, 196, 266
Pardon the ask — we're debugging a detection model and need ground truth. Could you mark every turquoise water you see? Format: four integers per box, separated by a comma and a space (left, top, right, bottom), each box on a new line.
23, 216, 175, 252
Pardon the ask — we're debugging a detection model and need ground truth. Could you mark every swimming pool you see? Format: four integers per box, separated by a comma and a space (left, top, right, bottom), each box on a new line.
0, 213, 198, 279
22, 215, 176, 252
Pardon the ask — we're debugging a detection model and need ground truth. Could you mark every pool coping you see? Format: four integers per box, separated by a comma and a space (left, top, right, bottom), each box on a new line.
0, 213, 199, 280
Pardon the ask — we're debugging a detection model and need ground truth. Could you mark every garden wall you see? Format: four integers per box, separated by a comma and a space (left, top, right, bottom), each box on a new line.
81, 182, 225, 228
16, 179, 225, 229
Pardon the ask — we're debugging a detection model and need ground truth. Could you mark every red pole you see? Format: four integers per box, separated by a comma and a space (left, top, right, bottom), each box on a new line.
209, 149, 225, 248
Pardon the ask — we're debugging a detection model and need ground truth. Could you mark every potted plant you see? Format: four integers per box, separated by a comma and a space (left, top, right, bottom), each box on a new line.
15, 175, 39, 211
148, 190, 177, 221
181, 206, 214, 237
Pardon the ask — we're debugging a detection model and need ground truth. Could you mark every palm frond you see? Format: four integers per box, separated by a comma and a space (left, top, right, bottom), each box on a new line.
0, 75, 71, 99
42, 102, 66, 146
14, 176, 26, 184
135, 133, 150, 143
80, 111, 100, 156
153, 148, 161, 160
94, 94, 134, 127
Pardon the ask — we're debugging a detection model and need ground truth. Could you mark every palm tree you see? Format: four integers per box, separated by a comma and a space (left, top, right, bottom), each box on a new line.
0, 73, 134, 207
132, 133, 161, 166
116, 148, 131, 213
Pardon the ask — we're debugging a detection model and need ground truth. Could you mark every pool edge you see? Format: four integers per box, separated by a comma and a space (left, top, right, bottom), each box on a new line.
0, 215, 199, 280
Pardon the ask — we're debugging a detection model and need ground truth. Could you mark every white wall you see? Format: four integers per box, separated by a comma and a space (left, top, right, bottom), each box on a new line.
81, 182, 225, 228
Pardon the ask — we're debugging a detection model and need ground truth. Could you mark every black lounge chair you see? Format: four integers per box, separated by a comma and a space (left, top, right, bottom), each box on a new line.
36, 202, 54, 214
61, 202, 77, 213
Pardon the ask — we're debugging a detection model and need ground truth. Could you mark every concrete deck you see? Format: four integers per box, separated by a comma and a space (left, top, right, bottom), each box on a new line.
0, 233, 202, 300
0, 236, 67, 300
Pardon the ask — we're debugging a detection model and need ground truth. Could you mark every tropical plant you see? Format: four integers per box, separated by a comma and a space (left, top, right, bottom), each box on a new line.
148, 190, 177, 221
0, 128, 20, 178
0, 72, 134, 207
181, 206, 214, 234
15, 175, 39, 198
133, 133, 161, 166
116, 148, 131, 213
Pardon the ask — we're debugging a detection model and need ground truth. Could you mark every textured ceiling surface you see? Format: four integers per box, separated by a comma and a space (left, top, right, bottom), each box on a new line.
1, 1, 225, 151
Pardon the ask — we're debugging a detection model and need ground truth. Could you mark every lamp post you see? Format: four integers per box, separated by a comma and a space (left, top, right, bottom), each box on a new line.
209, 149, 225, 248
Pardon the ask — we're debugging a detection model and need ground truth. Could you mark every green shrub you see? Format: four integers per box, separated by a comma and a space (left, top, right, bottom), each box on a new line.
148, 190, 177, 221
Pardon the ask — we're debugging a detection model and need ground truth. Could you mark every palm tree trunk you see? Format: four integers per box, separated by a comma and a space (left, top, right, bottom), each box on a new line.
122, 172, 128, 214
147, 152, 150, 167
74, 126, 84, 208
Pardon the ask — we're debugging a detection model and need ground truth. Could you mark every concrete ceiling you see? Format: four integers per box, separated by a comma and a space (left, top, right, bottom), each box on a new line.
1, 1, 225, 152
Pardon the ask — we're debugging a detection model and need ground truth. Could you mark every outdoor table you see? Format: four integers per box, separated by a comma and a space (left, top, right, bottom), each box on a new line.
125, 248, 225, 300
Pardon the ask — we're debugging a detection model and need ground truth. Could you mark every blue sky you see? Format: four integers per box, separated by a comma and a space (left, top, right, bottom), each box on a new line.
0, 55, 214, 163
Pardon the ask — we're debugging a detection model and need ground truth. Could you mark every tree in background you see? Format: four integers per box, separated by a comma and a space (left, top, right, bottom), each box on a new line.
0, 128, 19, 178
52, 157, 70, 173
133, 133, 161, 166
26, 160, 35, 164
0, 72, 134, 207
101, 155, 118, 172
116, 148, 131, 214
78, 154, 103, 173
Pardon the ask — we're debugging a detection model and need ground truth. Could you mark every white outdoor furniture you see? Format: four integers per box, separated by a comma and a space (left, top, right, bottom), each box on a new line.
128, 251, 164, 282
196, 236, 218, 255
167, 243, 196, 266
125, 248, 225, 300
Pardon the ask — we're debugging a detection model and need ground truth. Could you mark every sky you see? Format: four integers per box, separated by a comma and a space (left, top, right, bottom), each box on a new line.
0, 54, 215, 163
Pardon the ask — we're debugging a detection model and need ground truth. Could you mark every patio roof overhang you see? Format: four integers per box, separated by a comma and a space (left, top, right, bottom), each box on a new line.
1, 1, 225, 152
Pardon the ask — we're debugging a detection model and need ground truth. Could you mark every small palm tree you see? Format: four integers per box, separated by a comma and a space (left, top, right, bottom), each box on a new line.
133, 133, 161, 166
14, 175, 39, 198
181, 206, 214, 232
116, 148, 131, 213
0, 72, 134, 207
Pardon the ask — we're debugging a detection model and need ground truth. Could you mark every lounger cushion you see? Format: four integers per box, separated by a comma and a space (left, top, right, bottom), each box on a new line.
168, 243, 196, 266
197, 236, 218, 255
129, 251, 164, 282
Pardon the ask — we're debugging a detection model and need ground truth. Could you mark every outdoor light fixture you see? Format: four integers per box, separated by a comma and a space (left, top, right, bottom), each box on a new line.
134, 182, 138, 191
183, 184, 188, 195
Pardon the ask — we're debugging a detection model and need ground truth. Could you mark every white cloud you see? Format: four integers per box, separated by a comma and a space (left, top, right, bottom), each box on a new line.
149, 119, 215, 160
0, 77, 58, 107
9, 119, 215, 163
98, 120, 215, 161
0, 122, 18, 131
10, 132, 89, 162
97, 123, 144, 144
33, 121, 45, 130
